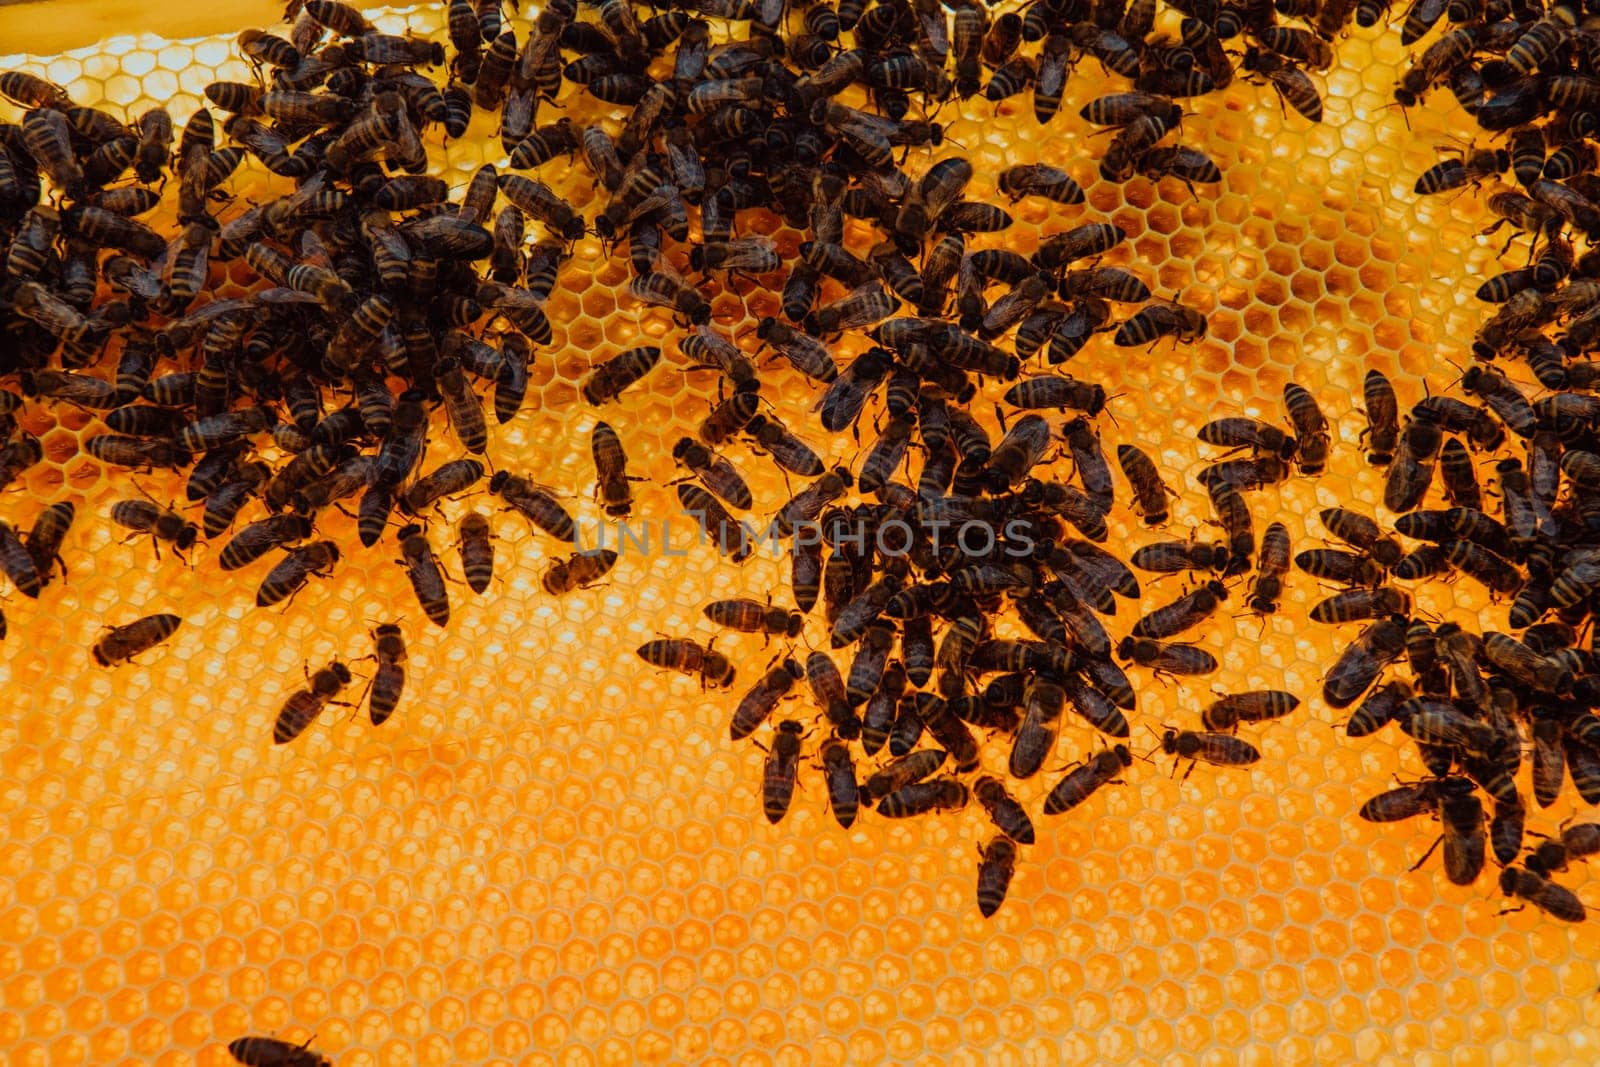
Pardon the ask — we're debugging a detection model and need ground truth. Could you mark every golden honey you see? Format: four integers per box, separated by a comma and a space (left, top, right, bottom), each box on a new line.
1, 2, 1599, 1065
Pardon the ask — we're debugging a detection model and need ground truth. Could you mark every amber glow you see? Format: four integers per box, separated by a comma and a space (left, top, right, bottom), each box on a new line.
2, 2, 1599, 1065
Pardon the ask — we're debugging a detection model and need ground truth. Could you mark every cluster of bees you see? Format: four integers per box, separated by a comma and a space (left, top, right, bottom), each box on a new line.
0, 0, 1596, 930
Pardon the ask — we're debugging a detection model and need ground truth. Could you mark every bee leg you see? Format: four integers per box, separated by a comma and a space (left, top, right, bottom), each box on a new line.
1179, 759, 1197, 785
1408, 832, 1446, 873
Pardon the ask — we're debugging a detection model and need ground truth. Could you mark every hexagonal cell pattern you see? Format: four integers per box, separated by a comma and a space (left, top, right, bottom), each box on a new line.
0, 3, 1598, 1067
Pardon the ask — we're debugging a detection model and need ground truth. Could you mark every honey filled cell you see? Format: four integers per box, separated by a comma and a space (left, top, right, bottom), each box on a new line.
1, 2, 1599, 1066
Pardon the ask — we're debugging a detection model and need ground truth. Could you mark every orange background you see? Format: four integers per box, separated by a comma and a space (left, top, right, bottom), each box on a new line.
1, 2, 1599, 1064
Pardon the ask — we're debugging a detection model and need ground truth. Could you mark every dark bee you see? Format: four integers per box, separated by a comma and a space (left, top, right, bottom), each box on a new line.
1202, 690, 1301, 732
588, 421, 634, 518
1404, 788, 1486, 886
366, 623, 407, 727
582, 346, 663, 405
1118, 443, 1172, 525
542, 550, 620, 595
256, 541, 340, 608
1161, 729, 1261, 780
1042, 745, 1132, 815
401, 459, 485, 517
1500, 867, 1585, 923
219, 514, 312, 572
109, 499, 198, 556
227, 1036, 332, 1067
396, 524, 450, 628
1437, 439, 1480, 511
24, 502, 74, 586
679, 484, 751, 563
877, 776, 969, 818
1115, 301, 1207, 347
975, 837, 1017, 919
762, 720, 806, 824
998, 164, 1085, 205
1414, 149, 1511, 196
1282, 382, 1330, 474
1245, 522, 1292, 615
1117, 636, 1219, 675
973, 776, 1034, 845
1322, 616, 1407, 708
638, 638, 736, 689
1009, 678, 1065, 780
731, 658, 805, 740
1132, 538, 1231, 574
705, 598, 804, 640
1133, 580, 1228, 639
745, 415, 825, 477
1358, 775, 1472, 822
1310, 586, 1411, 624
456, 513, 495, 595
91, 613, 182, 668
1384, 412, 1443, 514
673, 438, 752, 511
820, 739, 859, 829
273, 659, 353, 745
1002, 374, 1107, 416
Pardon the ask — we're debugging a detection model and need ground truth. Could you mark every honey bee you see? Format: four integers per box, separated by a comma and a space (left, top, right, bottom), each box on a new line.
1245, 521, 1292, 615
997, 163, 1085, 205
1114, 300, 1207, 347
1202, 690, 1301, 732
256, 540, 340, 608
638, 637, 736, 689
804, 281, 900, 336
1132, 580, 1228, 639
1117, 636, 1219, 675
1115, 443, 1171, 525
877, 776, 969, 818
1162, 729, 1261, 781
820, 739, 859, 829
446, 512, 494, 595
542, 549, 620, 595
975, 837, 1018, 919
729, 657, 805, 741
90, 613, 182, 668
673, 438, 752, 511
704, 598, 803, 639
227, 1035, 332, 1067
1132, 538, 1231, 574
274, 659, 353, 745
1322, 614, 1409, 708
23, 502, 74, 586
1240, 47, 1323, 122
1198, 417, 1297, 460
1042, 745, 1132, 815
1499, 866, 1586, 923
395, 524, 450, 628
366, 623, 407, 727
745, 415, 825, 477
85, 434, 190, 471
1101, 112, 1174, 182
581, 346, 664, 405
1309, 586, 1411, 624
1198, 455, 1291, 492
1009, 678, 1065, 780
1384, 411, 1443, 514
761, 720, 806, 824
1358, 774, 1473, 822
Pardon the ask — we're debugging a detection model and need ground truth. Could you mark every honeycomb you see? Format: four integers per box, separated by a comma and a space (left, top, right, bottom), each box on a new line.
2, 2, 1600, 1066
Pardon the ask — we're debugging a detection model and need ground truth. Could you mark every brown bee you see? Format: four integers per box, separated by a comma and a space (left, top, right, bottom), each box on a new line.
1009, 678, 1066, 780
1241, 48, 1323, 122
1162, 729, 1261, 780
1245, 522, 1292, 615
745, 414, 824, 477
397, 524, 450, 628
220, 514, 313, 572
762, 719, 805, 823
1117, 637, 1218, 675
368, 623, 406, 727
256, 541, 340, 608
704, 598, 803, 639
638, 638, 735, 689
91, 613, 182, 667
973, 776, 1034, 844
730, 658, 805, 740
1202, 690, 1302, 732
1042, 745, 1132, 815
1118, 444, 1173, 525
1500, 866, 1585, 923
402, 459, 486, 516
1132, 580, 1228, 639
820, 739, 859, 828
582, 346, 663, 405
1323, 616, 1407, 708
542, 550, 620, 595
456, 510, 492, 591
976, 837, 1018, 918
1406, 787, 1486, 887
1295, 549, 1386, 587
1282, 382, 1331, 474
1384, 412, 1443, 514
228, 1035, 332, 1067
274, 660, 354, 745
877, 776, 969, 818
1132, 538, 1231, 574
673, 438, 752, 511
23, 502, 74, 586
1199, 417, 1298, 459
1310, 586, 1411, 624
